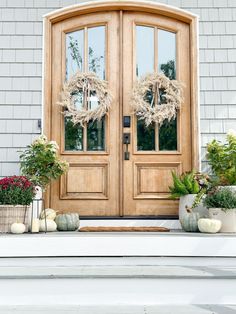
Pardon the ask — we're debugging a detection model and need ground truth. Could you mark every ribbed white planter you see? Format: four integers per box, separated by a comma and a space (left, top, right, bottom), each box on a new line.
209, 208, 236, 233
179, 194, 208, 221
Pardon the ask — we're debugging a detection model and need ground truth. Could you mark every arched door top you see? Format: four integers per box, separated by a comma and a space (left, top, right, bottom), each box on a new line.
44, 0, 198, 25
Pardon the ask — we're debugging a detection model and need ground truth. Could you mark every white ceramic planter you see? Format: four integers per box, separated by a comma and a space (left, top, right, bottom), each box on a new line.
179, 194, 208, 221
209, 208, 236, 233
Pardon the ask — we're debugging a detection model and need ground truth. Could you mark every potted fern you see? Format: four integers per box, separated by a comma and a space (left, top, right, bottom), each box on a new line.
204, 187, 236, 232
169, 170, 209, 220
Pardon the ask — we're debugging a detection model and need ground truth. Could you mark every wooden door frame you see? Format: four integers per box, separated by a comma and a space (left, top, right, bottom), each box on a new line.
43, 0, 199, 209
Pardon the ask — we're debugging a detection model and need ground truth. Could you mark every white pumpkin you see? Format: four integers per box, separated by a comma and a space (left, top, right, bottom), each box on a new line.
39, 219, 57, 232
10, 222, 26, 234
198, 218, 222, 233
40, 208, 57, 220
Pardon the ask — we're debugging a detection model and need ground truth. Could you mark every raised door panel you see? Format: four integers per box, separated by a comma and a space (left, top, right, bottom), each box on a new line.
50, 12, 120, 216
61, 163, 108, 199
134, 162, 182, 199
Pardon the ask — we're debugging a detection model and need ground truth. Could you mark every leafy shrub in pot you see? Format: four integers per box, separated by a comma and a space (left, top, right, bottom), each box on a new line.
206, 130, 236, 186
20, 135, 68, 191
204, 187, 236, 232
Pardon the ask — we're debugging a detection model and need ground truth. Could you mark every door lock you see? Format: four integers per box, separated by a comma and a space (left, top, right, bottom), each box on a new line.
123, 133, 130, 160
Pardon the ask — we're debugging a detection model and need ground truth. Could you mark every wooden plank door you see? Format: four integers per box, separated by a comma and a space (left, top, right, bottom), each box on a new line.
122, 12, 192, 216
50, 12, 121, 216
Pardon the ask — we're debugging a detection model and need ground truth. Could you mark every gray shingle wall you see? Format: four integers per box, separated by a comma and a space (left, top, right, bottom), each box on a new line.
0, 0, 236, 175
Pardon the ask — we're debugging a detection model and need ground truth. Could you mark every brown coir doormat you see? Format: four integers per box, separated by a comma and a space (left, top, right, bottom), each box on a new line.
79, 226, 170, 232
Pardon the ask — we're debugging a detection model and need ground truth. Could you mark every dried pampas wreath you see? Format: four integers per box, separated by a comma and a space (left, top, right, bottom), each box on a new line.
130, 72, 184, 126
58, 71, 112, 127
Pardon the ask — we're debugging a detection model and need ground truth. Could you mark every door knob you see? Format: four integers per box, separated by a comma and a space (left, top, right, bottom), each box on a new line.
123, 133, 130, 160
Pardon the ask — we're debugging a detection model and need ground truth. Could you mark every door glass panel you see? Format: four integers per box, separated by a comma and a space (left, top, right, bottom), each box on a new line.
158, 29, 177, 151
136, 26, 154, 77
65, 117, 83, 151
88, 26, 105, 79
71, 90, 84, 111
66, 29, 84, 80
137, 120, 155, 151
65, 30, 84, 151
87, 117, 105, 151
159, 119, 177, 151
158, 29, 176, 80
88, 90, 99, 110
136, 25, 155, 150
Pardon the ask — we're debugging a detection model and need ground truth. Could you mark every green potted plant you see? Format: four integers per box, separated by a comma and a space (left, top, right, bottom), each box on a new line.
206, 129, 236, 187
0, 176, 36, 233
169, 170, 210, 220
20, 135, 68, 192
204, 187, 236, 232
19, 135, 68, 232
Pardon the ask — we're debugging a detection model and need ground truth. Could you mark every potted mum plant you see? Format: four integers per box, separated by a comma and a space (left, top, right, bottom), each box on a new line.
169, 170, 210, 220
0, 176, 36, 233
206, 129, 236, 188
204, 187, 236, 232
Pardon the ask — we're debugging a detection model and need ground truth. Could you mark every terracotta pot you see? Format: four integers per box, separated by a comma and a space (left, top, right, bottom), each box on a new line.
209, 208, 236, 233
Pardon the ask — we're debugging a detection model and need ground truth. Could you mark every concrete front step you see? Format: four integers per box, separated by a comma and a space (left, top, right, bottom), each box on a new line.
0, 305, 235, 314
0, 257, 236, 307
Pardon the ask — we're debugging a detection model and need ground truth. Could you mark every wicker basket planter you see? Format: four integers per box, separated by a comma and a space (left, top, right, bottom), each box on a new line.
0, 205, 29, 233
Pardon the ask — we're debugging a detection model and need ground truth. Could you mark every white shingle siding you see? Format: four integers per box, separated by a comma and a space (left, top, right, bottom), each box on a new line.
0, 0, 235, 176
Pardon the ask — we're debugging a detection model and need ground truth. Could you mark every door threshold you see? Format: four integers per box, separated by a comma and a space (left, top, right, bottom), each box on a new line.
80, 215, 179, 220
80, 219, 181, 229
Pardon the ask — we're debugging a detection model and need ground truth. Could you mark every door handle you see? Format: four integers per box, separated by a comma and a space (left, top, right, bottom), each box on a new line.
123, 133, 130, 160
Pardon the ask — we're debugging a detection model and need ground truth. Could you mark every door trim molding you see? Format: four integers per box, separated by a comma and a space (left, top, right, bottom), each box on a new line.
43, 0, 198, 24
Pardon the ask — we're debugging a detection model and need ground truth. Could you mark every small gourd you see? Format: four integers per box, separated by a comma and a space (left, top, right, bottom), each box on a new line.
198, 218, 221, 233
180, 207, 200, 232
10, 222, 26, 234
39, 219, 57, 232
40, 208, 57, 220
55, 213, 80, 231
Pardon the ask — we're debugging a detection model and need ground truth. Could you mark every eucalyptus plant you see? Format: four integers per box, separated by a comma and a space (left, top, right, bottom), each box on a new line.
20, 135, 68, 191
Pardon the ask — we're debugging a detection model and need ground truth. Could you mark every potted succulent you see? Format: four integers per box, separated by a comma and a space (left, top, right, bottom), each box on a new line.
169, 170, 210, 220
206, 129, 236, 188
0, 176, 36, 233
204, 187, 236, 233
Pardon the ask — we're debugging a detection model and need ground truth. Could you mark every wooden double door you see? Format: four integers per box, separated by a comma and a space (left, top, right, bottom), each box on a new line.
49, 10, 192, 216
